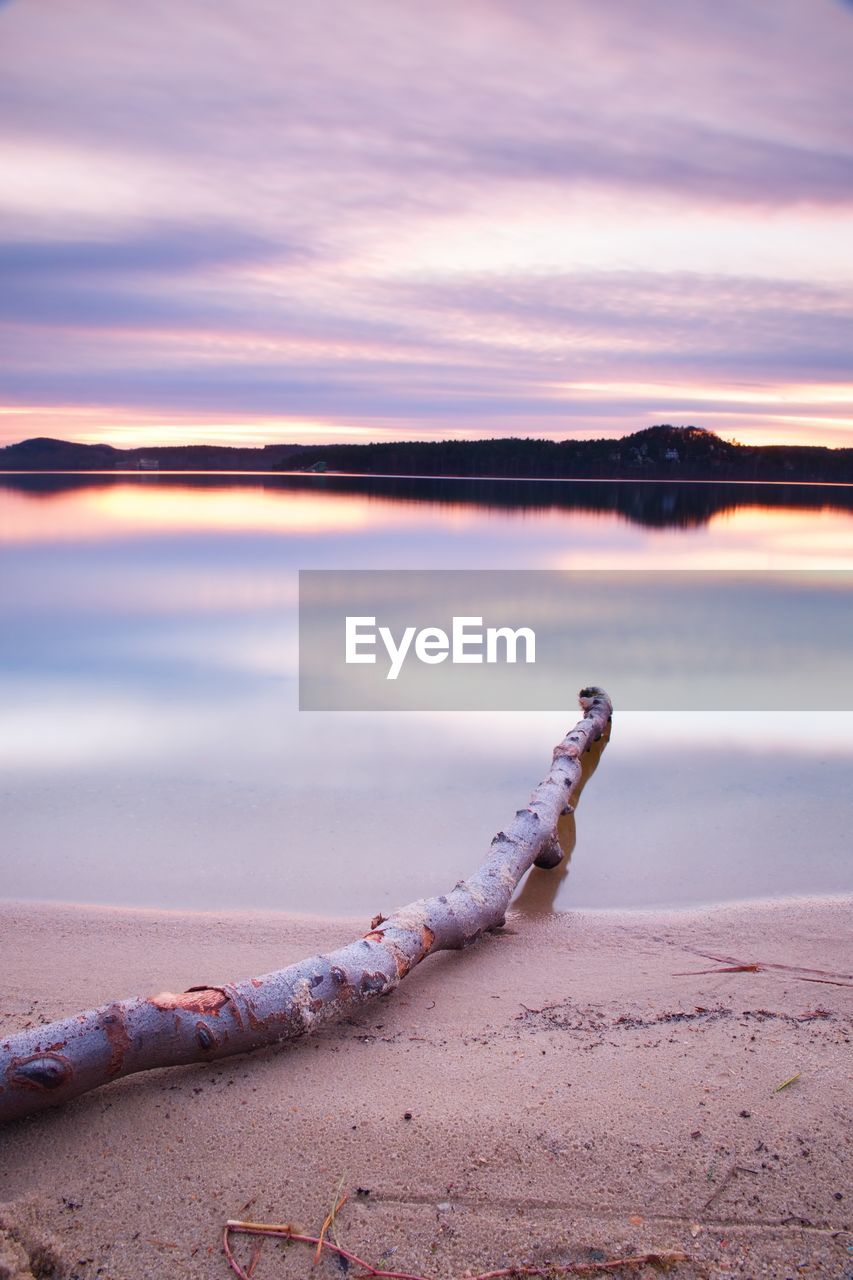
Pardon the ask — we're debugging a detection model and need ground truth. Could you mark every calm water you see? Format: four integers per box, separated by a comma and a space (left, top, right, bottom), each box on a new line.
1, 472, 851, 915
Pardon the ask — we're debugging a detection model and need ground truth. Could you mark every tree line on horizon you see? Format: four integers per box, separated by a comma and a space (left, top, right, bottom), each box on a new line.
2, 424, 852, 483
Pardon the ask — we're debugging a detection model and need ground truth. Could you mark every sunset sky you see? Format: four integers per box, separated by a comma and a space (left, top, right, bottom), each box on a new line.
2, 0, 852, 449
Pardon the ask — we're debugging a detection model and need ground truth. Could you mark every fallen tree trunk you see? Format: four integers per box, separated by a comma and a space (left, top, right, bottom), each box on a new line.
0, 687, 612, 1126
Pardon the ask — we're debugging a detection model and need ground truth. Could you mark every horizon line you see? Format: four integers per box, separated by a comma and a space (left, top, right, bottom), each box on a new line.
4, 423, 853, 454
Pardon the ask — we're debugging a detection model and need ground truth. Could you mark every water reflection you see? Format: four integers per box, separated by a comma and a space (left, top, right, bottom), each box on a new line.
0, 472, 851, 914
2, 473, 853, 576
3, 469, 853, 533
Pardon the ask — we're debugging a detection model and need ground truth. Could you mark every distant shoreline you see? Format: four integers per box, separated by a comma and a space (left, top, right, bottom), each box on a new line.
2, 468, 853, 488
3, 424, 853, 483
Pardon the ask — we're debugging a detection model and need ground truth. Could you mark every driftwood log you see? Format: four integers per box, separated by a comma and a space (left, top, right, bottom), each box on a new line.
0, 687, 612, 1126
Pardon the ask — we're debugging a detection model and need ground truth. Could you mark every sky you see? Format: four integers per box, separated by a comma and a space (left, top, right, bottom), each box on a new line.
1, 0, 853, 449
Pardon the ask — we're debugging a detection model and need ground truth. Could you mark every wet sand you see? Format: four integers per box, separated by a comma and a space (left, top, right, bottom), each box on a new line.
1, 896, 851, 1279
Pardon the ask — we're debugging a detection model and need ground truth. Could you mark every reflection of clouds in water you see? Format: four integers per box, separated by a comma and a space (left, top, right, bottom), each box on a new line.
0, 688, 226, 770
2, 689, 850, 912
416, 708, 853, 757
1, 561, 299, 615
608, 709, 853, 754
3, 478, 853, 571
1, 477, 851, 912
0, 484, 425, 544
119, 623, 298, 680
555, 508, 853, 571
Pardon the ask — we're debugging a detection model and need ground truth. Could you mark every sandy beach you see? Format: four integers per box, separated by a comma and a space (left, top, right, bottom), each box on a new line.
0, 895, 850, 1280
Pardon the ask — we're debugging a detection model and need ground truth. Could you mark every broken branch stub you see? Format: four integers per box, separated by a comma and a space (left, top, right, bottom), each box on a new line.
0, 687, 612, 1125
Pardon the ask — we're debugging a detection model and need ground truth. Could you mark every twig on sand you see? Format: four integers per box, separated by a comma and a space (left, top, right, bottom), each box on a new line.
246, 1240, 264, 1278
518, 1001, 562, 1015
675, 950, 852, 987
315, 1177, 348, 1264
701, 1162, 759, 1213
224, 1220, 426, 1280
223, 1215, 687, 1279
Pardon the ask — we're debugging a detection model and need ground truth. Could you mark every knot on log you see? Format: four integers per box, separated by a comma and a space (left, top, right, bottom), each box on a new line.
533, 835, 564, 870
359, 971, 390, 995
9, 1052, 73, 1092
195, 1022, 218, 1052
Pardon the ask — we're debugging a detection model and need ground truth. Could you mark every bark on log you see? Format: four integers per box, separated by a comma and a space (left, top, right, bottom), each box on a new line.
0, 687, 612, 1126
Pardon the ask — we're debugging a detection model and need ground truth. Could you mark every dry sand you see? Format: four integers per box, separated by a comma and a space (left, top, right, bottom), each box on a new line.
0, 896, 850, 1280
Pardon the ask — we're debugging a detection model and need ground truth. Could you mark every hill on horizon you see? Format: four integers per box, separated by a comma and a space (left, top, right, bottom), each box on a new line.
2, 425, 852, 483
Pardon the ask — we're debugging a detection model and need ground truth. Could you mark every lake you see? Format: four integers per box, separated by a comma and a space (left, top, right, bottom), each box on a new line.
1, 471, 851, 915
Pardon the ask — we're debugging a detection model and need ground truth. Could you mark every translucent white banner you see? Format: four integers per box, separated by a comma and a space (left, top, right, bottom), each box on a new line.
299, 570, 853, 710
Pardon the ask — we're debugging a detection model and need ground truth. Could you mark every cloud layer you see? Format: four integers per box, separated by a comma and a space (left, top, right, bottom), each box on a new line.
1, 0, 852, 446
